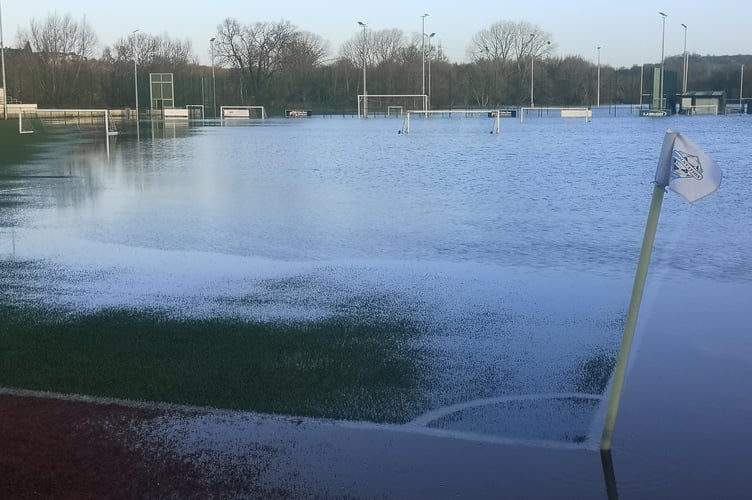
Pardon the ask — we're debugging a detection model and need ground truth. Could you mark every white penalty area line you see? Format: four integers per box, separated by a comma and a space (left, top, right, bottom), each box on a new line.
0, 387, 605, 451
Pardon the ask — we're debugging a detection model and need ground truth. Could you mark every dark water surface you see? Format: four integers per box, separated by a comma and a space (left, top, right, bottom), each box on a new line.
1, 114, 750, 497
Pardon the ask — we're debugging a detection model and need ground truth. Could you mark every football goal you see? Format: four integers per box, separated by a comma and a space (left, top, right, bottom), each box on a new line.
358, 94, 427, 118
401, 109, 501, 135
20, 109, 119, 157
186, 105, 205, 119
220, 105, 267, 120
19, 109, 119, 137
519, 107, 592, 123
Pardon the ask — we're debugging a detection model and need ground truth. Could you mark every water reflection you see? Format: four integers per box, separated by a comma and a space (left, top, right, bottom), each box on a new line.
601, 450, 619, 500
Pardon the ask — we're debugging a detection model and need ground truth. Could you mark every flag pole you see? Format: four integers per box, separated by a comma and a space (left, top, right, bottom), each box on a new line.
601, 183, 665, 451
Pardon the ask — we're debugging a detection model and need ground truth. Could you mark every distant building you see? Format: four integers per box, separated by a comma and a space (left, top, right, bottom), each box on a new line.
679, 91, 726, 115
651, 67, 678, 113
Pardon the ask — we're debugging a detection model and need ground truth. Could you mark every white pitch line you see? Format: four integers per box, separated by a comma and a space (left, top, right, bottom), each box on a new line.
407, 392, 604, 427
0, 387, 603, 450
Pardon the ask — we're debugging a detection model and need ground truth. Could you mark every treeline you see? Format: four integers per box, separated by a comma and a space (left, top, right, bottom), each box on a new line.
2, 14, 750, 114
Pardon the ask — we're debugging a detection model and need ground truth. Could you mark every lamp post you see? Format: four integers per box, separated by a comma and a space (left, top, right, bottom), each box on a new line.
530, 35, 550, 108
530, 34, 535, 107
132, 29, 140, 138
421, 13, 429, 97
741, 64, 745, 108
425, 32, 435, 108
1, 0, 8, 120
681, 23, 688, 93
357, 21, 368, 118
659, 12, 667, 111
210, 37, 217, 119
597, 46, 601, 107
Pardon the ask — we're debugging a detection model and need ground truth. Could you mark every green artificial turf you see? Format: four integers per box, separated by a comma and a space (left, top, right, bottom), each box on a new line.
0, 305, 429, 423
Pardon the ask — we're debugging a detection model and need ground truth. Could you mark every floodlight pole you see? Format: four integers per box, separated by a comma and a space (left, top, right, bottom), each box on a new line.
133, 29, 140, 138
210, 37, 217, 119
530, 33, 535, 107
659, 12, 667, 111
597, 46, 601, 107
640, 64, 644, 108
357, 22, 368, 118
421, 13, 429, 96
681, 23, 688, 93
425, 32, 435, 108
0, 0, 8, 120
741, 64, 745, 107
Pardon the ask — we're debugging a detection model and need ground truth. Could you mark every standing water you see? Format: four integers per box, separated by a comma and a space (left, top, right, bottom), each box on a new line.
1, 113, 751, 497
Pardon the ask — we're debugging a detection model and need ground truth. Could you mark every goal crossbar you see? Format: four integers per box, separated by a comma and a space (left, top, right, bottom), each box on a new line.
20, 108, 119, 137
519, 106, 592, 123
402, 109, 501, 135
220, 105, 267, 120
20, 108, 118, 157
358, 94, 427, 118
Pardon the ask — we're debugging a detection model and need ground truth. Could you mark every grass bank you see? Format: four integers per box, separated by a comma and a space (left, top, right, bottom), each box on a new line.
0, 305, 429, 423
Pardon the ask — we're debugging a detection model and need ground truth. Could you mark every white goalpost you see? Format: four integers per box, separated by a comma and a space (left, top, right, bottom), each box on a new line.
387, 105, 404, 116
220, 105, 267, 120
19, 108, 119, 157
401, 109, 502, 134
19, 109, 119, 137
18, 110, 37, 135
358, 94, 427, 118
185, 105, 205, 119
686, 104, 718, 115
519, 106, 592, 123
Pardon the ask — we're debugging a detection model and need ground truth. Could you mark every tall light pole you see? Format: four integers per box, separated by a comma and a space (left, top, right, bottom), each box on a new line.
659, 12, 667, 111
530, 33, 535, 107
357, 21, 368, 118
425, 32, 435, 108
210, 37, 217, 119
680, 23, 688, 94
597, 46, 601, 107
741, 64, 745, 108
1, 0, 8, 120
132, 29, 140, 138
421, 13, 429, 97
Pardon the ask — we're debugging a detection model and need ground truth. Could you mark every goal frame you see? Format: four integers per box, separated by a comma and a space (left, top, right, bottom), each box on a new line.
220, 105, 267, 120
402, 109, 501, 135
357, 94, 427, 118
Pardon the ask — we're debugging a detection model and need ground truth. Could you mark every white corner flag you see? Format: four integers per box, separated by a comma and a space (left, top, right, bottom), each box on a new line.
601, 129, 724, 451
655, 131, 723, 203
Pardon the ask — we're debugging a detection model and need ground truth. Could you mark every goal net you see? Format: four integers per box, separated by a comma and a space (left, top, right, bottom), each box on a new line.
186, 105, 205, 119
686, 104, 718, 116
358, 94, 427, 118
18, 110, 40, 134
220, 106, 267, 120
519, 107, 592, 123
19, 109, 119, 137
401, 109, 502, 135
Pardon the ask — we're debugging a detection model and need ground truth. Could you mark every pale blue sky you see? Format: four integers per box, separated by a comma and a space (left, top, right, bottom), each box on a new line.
2, 0, 750, 68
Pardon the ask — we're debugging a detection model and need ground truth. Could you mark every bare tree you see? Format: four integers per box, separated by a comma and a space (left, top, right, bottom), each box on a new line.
16, 13, 98, 105
340, 28, 406, 67
110, 32, 194, 69
468, 21, 554, 67
467, 21, 516, 63
213, 18, 299, 102
284, 31, 329, 68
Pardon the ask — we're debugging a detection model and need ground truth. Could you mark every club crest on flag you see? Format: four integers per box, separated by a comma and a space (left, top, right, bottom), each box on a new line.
671, 149, 703, 180
655, 130, 722, 203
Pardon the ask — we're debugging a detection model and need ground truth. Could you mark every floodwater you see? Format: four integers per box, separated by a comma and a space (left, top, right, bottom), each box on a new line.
2, 112, 751, 497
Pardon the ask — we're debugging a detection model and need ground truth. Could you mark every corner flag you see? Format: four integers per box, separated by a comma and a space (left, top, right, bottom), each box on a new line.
601, 130, 723, 451
655, 131, 723, 203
